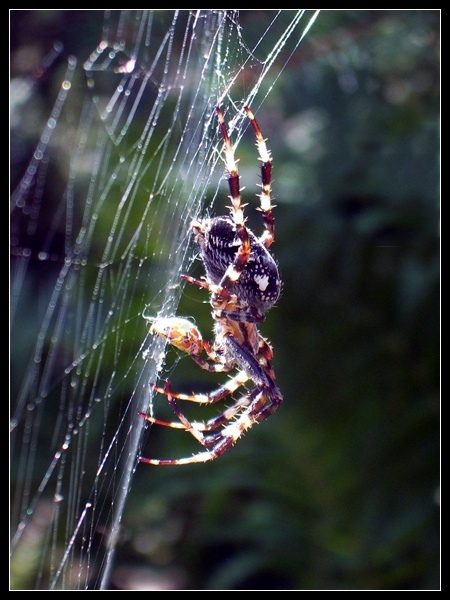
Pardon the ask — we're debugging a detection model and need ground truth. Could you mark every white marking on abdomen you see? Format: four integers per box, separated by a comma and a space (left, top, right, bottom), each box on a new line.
254, 274, 269, 291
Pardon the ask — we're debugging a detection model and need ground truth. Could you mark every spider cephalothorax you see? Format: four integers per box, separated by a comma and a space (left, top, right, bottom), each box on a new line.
140, 106, 283, 465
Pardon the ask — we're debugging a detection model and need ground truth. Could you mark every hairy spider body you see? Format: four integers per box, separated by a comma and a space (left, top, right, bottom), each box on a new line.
192, 215, 281, 321
140, 106, 283, 465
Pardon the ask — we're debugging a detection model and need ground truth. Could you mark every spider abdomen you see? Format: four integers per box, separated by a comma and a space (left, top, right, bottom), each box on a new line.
194, 216, 281, 316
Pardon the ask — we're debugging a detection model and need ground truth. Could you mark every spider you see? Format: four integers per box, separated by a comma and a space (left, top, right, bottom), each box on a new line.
139, 106, 282, 465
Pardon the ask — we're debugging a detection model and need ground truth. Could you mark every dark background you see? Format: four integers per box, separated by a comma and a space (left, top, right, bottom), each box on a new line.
11, 10, 440, 590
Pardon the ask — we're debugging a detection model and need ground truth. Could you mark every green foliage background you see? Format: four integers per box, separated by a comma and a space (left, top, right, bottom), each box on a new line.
11, 10, 439, 590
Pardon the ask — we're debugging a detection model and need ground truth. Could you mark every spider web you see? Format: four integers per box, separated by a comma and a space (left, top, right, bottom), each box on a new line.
10, 10, 319, 590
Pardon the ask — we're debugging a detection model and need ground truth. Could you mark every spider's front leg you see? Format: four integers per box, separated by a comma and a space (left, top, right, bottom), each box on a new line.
147, 315, 233, 372
140, 374, 251, 432
144, 314, 250, 404
139, 380, 281, 466
140, 382, 263, 466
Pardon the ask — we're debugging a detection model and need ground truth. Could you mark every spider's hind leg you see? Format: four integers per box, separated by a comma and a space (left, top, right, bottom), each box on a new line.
244, 107, 275, 249
215, 107, 252, 295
